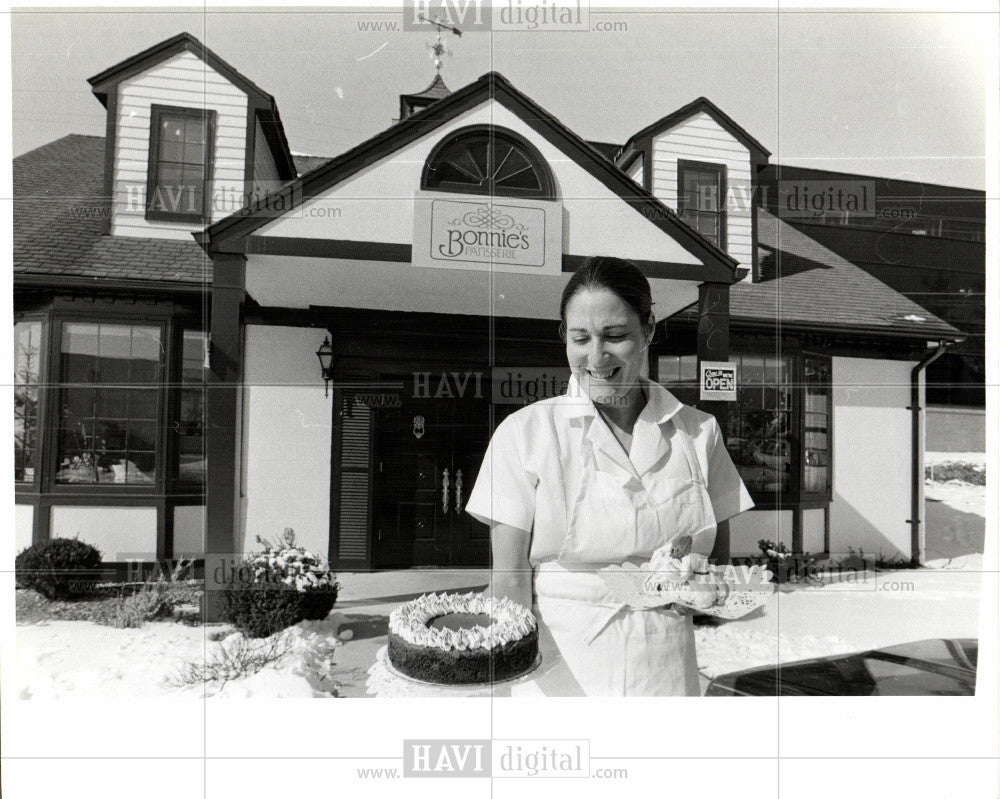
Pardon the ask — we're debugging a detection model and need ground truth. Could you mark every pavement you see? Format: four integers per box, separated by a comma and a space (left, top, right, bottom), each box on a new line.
325, 560, 986, 697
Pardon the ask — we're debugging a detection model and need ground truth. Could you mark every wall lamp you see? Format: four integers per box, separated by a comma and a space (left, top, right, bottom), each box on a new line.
316, 335, 334, 397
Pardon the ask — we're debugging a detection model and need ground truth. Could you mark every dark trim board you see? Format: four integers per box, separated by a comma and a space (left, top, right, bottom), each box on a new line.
242, 237, 736, 283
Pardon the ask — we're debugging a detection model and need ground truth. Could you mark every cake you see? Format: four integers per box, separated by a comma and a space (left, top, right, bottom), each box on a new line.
387, 592, 538, 685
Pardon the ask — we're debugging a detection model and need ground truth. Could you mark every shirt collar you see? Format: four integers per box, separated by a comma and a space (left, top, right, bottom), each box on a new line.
557, 372, 684, 425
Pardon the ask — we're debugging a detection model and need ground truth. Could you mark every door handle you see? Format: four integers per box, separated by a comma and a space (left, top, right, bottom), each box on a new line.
454, 469, 463, 513
442, 467, 450, 514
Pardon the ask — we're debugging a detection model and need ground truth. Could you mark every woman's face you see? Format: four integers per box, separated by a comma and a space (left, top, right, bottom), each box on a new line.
563, 287, 650, 408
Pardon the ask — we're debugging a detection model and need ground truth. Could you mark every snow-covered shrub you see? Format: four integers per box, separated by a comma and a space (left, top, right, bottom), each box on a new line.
221, 529, 339, 638
15, 538, 103, 600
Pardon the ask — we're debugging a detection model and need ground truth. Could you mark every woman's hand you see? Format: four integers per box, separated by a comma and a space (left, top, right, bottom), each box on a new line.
488, 523, 534, 612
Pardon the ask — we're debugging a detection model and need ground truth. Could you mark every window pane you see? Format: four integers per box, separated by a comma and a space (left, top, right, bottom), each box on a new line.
56, 323, 162, 485
803, 356, 831, 493
151, 112, 209, 216
14, 321, 42, 482
178, 330, 207, 485
726, 354, 795, 497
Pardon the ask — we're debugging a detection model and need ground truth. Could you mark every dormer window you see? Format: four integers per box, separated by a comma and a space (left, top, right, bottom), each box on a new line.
145, 104, 216, 222
422, 126, 555, 199
677, 159, 726, 250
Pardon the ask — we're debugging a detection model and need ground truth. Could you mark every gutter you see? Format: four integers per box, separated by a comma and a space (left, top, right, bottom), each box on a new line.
909, 339, 962, 565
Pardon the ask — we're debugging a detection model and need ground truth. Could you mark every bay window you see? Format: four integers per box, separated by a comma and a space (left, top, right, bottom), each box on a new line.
12, 313, 206, 496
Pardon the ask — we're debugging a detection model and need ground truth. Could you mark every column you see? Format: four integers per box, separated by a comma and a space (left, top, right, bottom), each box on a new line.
205, 252, 246, 621
697, 281, 732, 564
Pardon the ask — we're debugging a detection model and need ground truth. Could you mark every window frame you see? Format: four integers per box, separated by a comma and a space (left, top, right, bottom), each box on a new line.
676, 158, 727, 251
653, 347, 833, 511
44, 315, 170, 495
14, 315, 47, 489
420, 125, 557, 200
145, 104, 217, 223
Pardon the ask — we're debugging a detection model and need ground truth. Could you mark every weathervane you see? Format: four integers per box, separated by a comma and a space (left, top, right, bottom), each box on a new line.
418, 13, 461, 73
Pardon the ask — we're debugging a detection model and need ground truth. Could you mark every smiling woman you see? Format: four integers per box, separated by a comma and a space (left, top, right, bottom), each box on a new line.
465, 256, 755, 697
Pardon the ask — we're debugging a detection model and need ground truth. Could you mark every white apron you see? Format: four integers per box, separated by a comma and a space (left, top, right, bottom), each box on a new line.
511, 413, 716, 697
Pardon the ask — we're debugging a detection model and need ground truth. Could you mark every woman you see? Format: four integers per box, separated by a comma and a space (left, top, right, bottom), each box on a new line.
464, 256, 754, 696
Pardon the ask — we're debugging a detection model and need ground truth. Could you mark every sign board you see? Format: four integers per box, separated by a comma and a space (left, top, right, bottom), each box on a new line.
413, 191, 563, 275
700, 361, 737, 401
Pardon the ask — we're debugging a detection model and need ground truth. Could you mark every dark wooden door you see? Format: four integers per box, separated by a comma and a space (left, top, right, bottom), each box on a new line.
371, 376, 491, 568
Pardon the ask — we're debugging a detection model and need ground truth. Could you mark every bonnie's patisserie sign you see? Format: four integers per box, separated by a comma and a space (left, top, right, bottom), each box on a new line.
413, 191, 562, 275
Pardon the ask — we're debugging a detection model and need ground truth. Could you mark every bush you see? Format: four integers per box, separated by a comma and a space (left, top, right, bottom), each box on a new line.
220, 581, 304, 638
15, 538, 103, 600
220, 529, 340, 638
94, 583, 174, 629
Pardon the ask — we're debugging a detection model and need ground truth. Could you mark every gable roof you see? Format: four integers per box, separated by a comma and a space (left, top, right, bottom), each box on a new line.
619, 96, 771, 167
197, 71, 738, 280
87, 31, 296, 180
719, 209, 961, 339
13, 134, 208, 290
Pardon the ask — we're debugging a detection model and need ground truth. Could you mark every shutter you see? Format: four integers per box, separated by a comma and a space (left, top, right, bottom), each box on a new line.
337, 398, 371, 561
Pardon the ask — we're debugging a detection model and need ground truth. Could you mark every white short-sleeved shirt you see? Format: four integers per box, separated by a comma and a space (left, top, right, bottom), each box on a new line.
465, 374, 754, 564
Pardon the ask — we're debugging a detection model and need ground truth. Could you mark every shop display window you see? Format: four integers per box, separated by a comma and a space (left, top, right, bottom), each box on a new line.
657, 350, 833, 508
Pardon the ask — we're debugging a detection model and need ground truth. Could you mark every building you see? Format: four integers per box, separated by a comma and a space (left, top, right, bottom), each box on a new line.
14, 33, 977, 582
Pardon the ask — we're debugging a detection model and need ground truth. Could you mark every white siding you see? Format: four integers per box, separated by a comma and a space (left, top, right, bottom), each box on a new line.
15, 505, 34, 553
49, 506, 157, 561
242, 325, 332, 559
650, 111, 753, 273
173, 505, 206, 560
111, 51, 248, 240
829, 357, 915, 560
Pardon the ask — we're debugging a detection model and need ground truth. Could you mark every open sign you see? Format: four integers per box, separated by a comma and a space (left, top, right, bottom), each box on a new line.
700, 361, 738, 401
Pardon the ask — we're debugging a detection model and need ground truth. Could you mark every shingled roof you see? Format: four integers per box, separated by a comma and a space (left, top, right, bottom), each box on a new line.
14, 134, 209, 288
726, 209, 963, 339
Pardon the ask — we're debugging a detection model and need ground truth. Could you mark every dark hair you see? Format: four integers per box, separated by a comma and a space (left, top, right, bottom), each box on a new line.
559, 256, 654, 338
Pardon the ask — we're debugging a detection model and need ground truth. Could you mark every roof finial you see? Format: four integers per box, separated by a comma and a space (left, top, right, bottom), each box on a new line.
418, 13, 461, 74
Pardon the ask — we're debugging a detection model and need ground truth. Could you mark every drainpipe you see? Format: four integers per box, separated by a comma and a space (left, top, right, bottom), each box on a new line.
909, 340, 961, 565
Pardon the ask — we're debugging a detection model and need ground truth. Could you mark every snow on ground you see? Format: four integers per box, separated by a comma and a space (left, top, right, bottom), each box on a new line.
16, 452, 986, 698
16, 615, 344, 700
925, 451, 987, 469
17, 565, 982, 698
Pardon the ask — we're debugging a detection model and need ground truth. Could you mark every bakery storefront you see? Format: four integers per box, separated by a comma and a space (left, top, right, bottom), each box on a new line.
198, 72, 740, 572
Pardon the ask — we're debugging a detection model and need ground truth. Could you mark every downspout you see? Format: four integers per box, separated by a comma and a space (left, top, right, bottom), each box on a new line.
909, 340, 961, 565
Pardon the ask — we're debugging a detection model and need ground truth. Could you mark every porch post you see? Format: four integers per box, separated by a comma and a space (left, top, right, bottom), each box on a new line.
205, 252, 246, 621
697, 281, 732, 564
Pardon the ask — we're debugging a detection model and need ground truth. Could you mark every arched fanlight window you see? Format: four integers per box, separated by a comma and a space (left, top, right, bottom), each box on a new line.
421, 126, 556, 199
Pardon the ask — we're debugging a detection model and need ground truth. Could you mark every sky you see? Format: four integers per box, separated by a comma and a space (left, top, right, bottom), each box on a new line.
8, 5, 994, 189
